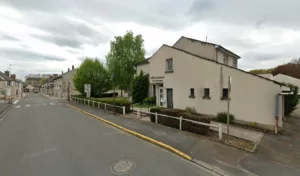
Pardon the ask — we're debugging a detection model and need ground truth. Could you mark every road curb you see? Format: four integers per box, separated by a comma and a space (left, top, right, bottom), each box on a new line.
0, 104, 13, 122
65, 103, 192, 161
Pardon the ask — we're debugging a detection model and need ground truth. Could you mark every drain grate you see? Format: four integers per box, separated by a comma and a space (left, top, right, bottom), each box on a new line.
110, 159, 136, 175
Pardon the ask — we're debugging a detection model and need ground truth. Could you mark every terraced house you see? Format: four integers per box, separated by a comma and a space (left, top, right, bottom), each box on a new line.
0, 71, 23, 99
136, 36, 291, 132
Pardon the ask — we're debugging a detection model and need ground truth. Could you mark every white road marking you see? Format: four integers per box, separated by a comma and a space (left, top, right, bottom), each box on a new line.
22, 148, 58, 159
15, 105, 21, 108
25, 104, 30, 107
13, 100, 19, 104
50, 103, 55, 105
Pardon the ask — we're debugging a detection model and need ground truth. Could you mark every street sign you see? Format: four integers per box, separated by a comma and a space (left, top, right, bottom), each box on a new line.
84, 84, 91, 98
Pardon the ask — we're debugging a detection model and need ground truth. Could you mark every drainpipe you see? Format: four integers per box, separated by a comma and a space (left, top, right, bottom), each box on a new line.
275, 94, 279, 133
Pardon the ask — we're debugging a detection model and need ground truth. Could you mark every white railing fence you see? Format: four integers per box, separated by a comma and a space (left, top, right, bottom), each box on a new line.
70, 96, 126, 115
136, 110, 222, 140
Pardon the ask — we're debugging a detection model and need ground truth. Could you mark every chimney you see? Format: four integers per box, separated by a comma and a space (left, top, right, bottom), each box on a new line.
4, 70, 9, 76
68, 68, 70, 72
72, 65, 74, 70
10, 74, 16, 80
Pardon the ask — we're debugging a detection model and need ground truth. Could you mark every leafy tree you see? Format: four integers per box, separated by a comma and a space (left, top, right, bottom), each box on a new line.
284, 84, 299, 116
272, 63, 300, 79
249, 68, 274, 74
73, 58, 111, 97
106, 31, 146, 96
132, 71, 149, 103
40, 78, 47, 85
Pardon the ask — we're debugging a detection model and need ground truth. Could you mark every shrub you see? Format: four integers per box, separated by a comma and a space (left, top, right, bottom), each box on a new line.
216, 112, 235, 124
150, 107, 211, 135
100, 92, 118, 98
143, 96, 156, 105
284, 84, 299, 116
132, 71, 149, 104
186, 107, 197, 114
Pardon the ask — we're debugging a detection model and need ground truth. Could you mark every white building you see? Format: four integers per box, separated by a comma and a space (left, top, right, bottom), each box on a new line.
137, 36, 290, 131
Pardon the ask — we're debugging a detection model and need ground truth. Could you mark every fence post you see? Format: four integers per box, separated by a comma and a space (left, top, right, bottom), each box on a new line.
98, 102, 100, 108
123, 106, 126, 115
88, 100, 90, 106
104, 103, 106, 110
137, 110, 140, 118
219, 124, 222, 140
93, 100, 95, 107
179, 116, 182, 130
84, 99, 86, 104
155, 112, 158, 123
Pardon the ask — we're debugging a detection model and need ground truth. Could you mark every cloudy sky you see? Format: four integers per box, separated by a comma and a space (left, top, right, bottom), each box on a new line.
0, 0, 299, 80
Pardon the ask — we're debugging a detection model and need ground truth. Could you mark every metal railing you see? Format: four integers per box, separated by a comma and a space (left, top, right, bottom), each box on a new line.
136, 110, 223, 140
70, 96, 126, 115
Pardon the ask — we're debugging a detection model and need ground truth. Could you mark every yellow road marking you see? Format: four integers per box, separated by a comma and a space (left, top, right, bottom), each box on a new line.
65, 103, 192, 161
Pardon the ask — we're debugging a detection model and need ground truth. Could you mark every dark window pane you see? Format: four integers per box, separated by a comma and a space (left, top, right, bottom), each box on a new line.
190, 88, 194, 96
222, 88, 228, 98
204, 88, 210, 97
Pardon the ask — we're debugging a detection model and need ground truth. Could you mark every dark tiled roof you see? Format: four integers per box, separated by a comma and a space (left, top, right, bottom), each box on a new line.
163, 44, 283, 86
136, 57, 151, 66
0, 71, 13, 81
26, 77, 43, 81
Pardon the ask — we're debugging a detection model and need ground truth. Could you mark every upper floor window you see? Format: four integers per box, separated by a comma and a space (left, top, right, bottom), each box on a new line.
166, 58, 173, 73
233, 59, 237, 67
223, 56, 228, 65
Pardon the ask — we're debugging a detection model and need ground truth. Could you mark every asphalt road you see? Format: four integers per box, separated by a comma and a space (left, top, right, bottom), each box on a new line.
0, 93, 216, 176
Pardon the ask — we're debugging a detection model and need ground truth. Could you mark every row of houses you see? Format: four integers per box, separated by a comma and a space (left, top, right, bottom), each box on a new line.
136, 36, 291, 132
40, 65, 79, 99
0, 71, 23, 99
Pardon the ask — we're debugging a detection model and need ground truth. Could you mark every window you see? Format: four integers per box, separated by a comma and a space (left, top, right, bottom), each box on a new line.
223, 56, 228, 65
166, 58, 173, 73
222, 88, 228, 100
233, 59, 237, 67
189, 88, 195, 98
203, 88, 210, 99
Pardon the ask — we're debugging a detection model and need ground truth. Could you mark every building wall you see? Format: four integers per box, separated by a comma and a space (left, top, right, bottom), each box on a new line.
173, 37, 216, 60
216, 50, 237, 67
54, 79, 62, 98
62, 69, 80, 98
136, 64, 150, 75
146, 46, 283, 129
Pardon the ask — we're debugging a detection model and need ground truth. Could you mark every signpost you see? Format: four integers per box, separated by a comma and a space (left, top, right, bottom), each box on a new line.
84, 84, 91, 98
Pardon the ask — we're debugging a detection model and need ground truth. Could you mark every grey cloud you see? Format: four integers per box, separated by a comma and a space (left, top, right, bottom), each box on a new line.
27, 15, 110, 48
0, 33, 19, 41
188, 0, 300, 29
0, 48, 66, 61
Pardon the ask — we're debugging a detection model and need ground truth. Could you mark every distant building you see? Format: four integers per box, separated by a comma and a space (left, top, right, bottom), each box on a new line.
0, 71, 23, 99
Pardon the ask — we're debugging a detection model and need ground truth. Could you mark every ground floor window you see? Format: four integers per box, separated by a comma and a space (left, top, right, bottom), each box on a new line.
222, 88, 228, 100
203, 88, 210, 99
189, 88, 195, 98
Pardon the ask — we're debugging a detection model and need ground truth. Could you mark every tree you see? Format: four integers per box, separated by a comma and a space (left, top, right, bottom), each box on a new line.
284, 84, 299, 116
73, 58, 111, 97
106, 31, 146, 96
132, 71, 149, 103
249, 68, 274, 74
272, 63, 300, 79
40, 78, 47, 85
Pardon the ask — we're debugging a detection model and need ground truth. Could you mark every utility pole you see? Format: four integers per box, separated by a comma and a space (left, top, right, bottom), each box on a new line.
227, 76, 231, 141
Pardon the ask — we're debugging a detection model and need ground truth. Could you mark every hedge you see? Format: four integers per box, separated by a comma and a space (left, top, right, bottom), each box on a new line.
71, 95, 131, 114
150, 107, 211, 135
216, 112, 235, 124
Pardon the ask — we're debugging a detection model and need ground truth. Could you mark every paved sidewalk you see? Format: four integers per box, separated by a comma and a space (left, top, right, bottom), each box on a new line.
0, 103, 12, 119
66, 101, 300, 176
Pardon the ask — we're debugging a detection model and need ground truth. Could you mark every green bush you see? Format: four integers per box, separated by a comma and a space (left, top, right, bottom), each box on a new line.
132, 71, 149, 103
186, 107, 197, 114
143, 96, 156, 105
216, 112, 235, 124
71, 95, 131, 114
150, 107, 211, 135
284, 84, 299, 116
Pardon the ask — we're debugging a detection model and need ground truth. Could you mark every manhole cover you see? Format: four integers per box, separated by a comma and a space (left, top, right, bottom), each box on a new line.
110, 159, 136, 175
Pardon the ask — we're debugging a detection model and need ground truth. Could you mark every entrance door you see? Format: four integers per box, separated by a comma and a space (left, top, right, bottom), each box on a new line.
166, 88, 173, 108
